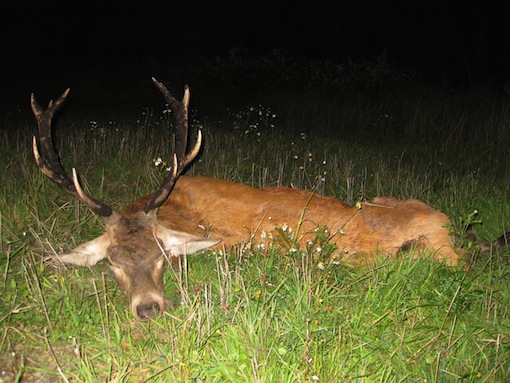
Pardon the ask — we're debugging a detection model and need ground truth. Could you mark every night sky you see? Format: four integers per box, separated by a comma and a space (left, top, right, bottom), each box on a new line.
3, 1, 510, 110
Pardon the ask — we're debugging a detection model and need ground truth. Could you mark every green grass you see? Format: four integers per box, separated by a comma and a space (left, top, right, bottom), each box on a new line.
1, 88, 510, 382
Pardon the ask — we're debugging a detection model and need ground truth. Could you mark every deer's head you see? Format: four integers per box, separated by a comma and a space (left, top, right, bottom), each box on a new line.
32, 78, 220, 320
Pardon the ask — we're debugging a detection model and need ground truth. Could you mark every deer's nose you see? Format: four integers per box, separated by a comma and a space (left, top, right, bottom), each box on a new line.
136, 301, 162, 321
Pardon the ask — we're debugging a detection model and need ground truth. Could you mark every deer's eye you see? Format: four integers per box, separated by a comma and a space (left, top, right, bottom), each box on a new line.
107, 253, 124, 269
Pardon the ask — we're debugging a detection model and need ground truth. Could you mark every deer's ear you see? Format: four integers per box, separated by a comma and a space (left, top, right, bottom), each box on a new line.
156, 227, 221, 256
54, 233, 111, 266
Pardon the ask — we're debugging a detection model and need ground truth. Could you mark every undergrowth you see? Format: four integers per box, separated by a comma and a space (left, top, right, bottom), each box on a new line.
0, 85, 509, 382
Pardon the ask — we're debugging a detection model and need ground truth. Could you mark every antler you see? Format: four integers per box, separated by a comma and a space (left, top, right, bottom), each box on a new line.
31, 90, 114, 217
32, 78, 200, 217
144, 78, 202, 213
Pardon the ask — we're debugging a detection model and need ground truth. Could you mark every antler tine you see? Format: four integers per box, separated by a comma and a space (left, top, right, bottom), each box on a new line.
151, 77, 190, 159
144, 79, 202, 214
31, 90, 113, 218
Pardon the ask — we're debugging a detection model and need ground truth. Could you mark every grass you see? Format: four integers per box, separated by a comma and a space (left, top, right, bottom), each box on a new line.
1, 86, 510, 382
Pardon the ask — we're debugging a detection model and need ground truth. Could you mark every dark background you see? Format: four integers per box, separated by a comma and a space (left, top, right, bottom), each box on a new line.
3, 1, 510, 114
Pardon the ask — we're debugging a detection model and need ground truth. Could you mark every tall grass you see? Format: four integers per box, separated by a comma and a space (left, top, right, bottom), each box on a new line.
0, 85, 509, 382
259, 85, 510, 148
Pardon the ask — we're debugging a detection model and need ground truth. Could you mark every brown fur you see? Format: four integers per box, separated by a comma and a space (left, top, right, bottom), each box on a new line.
126, 176, 459, 266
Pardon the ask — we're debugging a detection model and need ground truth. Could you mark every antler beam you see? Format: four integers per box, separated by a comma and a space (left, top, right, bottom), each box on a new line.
31, 90, 114, 217
143, 78, 202, 213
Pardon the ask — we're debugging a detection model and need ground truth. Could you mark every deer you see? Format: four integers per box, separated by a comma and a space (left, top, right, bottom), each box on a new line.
33, 79, 509, 321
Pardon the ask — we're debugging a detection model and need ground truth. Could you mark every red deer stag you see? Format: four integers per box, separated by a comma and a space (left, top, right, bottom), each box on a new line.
34, 79, 508, 320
